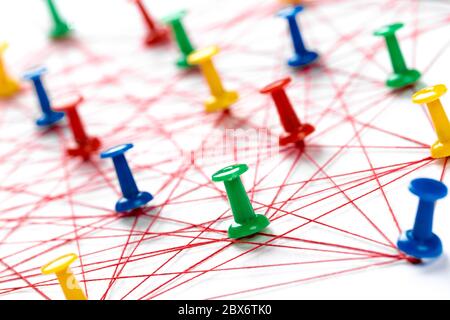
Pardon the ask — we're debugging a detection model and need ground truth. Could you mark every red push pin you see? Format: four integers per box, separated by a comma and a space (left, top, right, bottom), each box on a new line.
53, 94, 101, 160
260, 77, 315, 147
132, 0, 170, 46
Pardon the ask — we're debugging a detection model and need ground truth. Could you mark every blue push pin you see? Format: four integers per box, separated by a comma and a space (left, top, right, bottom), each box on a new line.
23, 67, 64, 127
397, 178, 448, 259
277, 6, 319, 68
100, 143, 153, 213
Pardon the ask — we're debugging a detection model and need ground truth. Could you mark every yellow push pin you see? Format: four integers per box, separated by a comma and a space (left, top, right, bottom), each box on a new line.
279, 0, 303, 4
412, 84, 450, 159
0, 42, 20, 98
187, 45, 239, 112
41, 253, 87, 300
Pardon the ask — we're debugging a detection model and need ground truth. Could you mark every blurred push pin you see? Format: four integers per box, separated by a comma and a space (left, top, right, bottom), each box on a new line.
279, 0, 301, 3
374, 23, 421, 89
101, 143, 153, 213
412, 84, 450, 159
23, 67, 64, 127
279, 0, 304, 4
44, 0, 72, 39
397, 178, 447, 259
0, 43, 20, 98
188, 46, 239, 112
41, 253, 87, 300
212, 164, 270, 239
163, 10, 196, 69
132, 0, 170, 46
53, 94, 101, 160
277, 6, 319, 68
260, 77, 314, 147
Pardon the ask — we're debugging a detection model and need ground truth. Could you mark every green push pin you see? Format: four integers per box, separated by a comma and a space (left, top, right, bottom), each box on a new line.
162, 10, 195, 69
212, 164, 270, 239
45, 0, 71, 39
374, 23, 421, 89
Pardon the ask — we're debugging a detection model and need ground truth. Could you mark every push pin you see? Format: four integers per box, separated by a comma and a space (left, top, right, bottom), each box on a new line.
212, 164, 270, 239
101, 143, 153, 213
53, 94, 101, 160
0, 42, 20, 98
23, 67, 64, 127
374, 23, 421, 89
132, 0, 170, 46
279, 0, 304, 4
187, 46, 239, 112
397, 178, 447, 259
41, 253, 87, 300
162, 10, 196, 69
44, 0, 72, 39
277, 6, 319, 68
260, 77, 315, 147
412, 84, 450, 159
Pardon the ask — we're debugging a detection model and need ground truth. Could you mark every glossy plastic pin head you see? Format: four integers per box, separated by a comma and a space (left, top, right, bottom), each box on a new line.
260, 77, 315, 147
101, 144, 153, 212
0, 42, 21, 98
23, 66, 64, 127
277, 6, 319, 68
53, 93, 101, 160
412, 84, 450, 159
187, 46, 239, 112
397, 178, 447, 259
41, 253, 87, 300
132, 0, 170, 46
162, 10, 195, 68
45, 0, 72, 39
374, 23, 421, 88
212, 164, 270, 239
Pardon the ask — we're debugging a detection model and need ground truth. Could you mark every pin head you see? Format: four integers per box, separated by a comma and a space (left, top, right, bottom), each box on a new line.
116, 191, 154, 213
162, 9, 187, 24
53, 93, 84, 112
41, 253, 78, 275
260, 77, 292, 94
409, 178, 448, 202
36, 112, 65, 127
397, 230, 442, 259
386, 69, 421, 89
187, 46, 219, 65
374, 22, 404, 36
412, 84, 447, 104
101, 143, 134, 159
228, 214, 270, 239
23, 66, 47, 80
212, 164, 248, 182
277, 5, 304, 19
